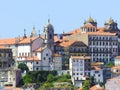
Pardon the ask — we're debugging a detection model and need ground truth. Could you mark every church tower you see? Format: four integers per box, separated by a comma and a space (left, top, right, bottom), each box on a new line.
44, 19, 54, 52
84, 17, 97, 27
104, 17, 118, 31
81, 17, 97, 33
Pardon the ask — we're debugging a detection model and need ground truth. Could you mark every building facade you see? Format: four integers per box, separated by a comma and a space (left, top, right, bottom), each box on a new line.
69, 56, 91, 87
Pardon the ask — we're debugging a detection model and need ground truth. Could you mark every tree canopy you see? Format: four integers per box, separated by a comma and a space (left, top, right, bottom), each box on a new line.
18, 63, 29, 73
105, 61, 114, 67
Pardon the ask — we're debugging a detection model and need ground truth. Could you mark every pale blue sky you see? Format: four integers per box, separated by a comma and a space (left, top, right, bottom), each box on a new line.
0, 0, 120, 38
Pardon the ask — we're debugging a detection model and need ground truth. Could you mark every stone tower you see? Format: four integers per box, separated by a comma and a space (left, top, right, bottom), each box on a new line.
44, 19, 54, 52
104, 17, 118, 31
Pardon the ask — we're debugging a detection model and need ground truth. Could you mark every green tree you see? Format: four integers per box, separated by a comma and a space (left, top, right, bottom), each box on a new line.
47, 74, 55, 82
90, 76, 95, 87
82, 79, 90, 90
23, 74, 33, 84
105, 62, 114, 67
18, 63, 29, 73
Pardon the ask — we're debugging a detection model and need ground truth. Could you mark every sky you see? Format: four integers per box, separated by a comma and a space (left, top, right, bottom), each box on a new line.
0, 0, 120, 38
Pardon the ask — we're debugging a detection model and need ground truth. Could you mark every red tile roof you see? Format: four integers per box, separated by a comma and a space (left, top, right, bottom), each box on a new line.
87, 32, 116, 36
26, 56, 39, 61
53, 53, 61, 57
115, 56, 120, 59
4, 86, 21, 90
92, 66, 101, 70
18, 36, 37, 44
71, 56, 91, 60
90, 84, 104, 90
35, 47, 45, 52
0, 45, 8, 49
59, 40, 76, 47
18, 56, 40, 61
112, 66, 120, 69
0, 38, 17, 45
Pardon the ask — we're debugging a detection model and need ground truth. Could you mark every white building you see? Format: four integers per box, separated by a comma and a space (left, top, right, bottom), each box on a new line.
17, 47, 53, 71
69, 56, 91, 88
115, 56, 120, 66
111, 66, 120, 78
91, 66, 103, 83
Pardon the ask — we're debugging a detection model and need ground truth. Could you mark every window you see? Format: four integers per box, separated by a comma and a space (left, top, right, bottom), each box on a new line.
36, 67, 39, 70
28, 53, 30, 56
77, 73, 79, 75
44, 57, 46, 60
77, 77, 79, 80
19, 53, 21, 56
22, 53, 24, 56
36, 62, 39, 64
95, 71, 99, 73
25, 53, 27, 56
46, 53, 48, 56
73, 73, 75, 75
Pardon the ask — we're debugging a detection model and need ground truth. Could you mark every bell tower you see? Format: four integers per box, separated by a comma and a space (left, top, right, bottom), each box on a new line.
44, 19, 54, 52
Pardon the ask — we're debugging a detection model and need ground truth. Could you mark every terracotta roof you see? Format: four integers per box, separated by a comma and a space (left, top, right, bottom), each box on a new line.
115, 56, 120, 59
59, 40, 76, 47
92, 66, 101, 70
0, 36, 39, 45
90, 84, 104, 90
0, 38, 17, 45
87, 32, 116, 36
0, 45, 8, 49
67, 28, 81, 34
18, 56, 40, 61
112, 66, 120, 69
4, 86, 21, 90
91, 62, 104, 66
26, 56, 39, 61
54, 35, 60, 42
97, 28, 106, 32
35, 47, 45, 52
18, 36, 37, 44
71, 56, 91, 60
53, 53, 61, 57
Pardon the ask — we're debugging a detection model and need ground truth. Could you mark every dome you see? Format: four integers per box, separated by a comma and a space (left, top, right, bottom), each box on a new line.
45, 19, 53, 28
88, 17, 95, 22
107, 17, 114, 24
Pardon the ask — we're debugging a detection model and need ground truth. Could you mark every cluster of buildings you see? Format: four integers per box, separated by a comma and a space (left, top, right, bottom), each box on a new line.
0, 17, 120, 89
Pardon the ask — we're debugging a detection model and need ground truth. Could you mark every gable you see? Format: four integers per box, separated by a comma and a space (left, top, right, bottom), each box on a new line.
32, 37, 44, 51
70, 41, 87, 47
